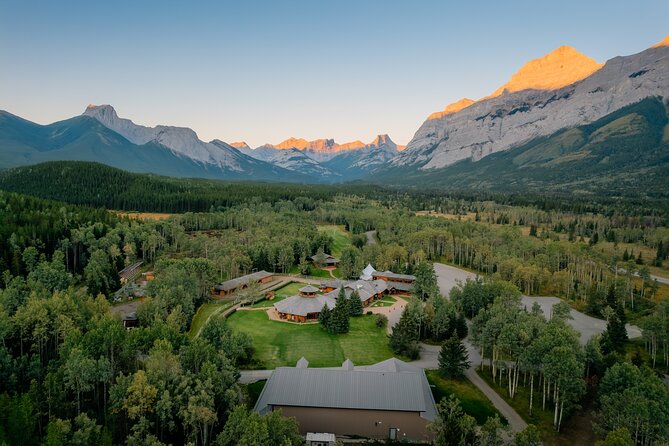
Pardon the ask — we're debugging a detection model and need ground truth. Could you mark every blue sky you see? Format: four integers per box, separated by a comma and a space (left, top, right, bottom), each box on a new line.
1, 0, 667, 147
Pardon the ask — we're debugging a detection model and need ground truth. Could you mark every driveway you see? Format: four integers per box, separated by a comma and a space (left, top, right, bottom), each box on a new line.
433, 263, 642, 346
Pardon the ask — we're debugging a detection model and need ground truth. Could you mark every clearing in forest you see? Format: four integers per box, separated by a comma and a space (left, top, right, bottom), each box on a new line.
227, 310, 394, 369
114, 211, 174, 221
316, 224, 351, 257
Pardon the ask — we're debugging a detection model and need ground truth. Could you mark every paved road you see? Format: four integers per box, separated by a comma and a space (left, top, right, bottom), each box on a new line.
617, 267, 669, 286
433, 263, 642, 346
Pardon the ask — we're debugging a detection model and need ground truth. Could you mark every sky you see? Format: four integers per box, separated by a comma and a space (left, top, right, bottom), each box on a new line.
1, 1, 668, 148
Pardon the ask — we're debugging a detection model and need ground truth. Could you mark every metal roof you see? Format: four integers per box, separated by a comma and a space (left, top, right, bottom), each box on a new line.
322, 280, 387, 303
311, 254, 340, 264
214, 270, 272, 291
360, 263, 376, 281
254, 358, 436, 421
274, 294, 336, 317
373, 270, 416, 281
299, 285, 320, 293
386, 281, 413, 292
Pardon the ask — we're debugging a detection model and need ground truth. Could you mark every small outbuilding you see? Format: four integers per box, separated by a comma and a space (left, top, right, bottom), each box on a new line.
306, 432, 336, 446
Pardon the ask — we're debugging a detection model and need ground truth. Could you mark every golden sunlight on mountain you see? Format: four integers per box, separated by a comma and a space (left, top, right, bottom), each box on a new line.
652, 34, 669, 48
488, 46, 603, 97
428, 98, 475, 120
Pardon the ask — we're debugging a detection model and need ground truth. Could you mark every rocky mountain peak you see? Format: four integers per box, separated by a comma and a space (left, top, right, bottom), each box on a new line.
652, 34, 669, 48
428, 98, 476, 120
229, 141, 251, 150
274, 137, 311, 150
489, 45, 603, 97
83, 104, 120, 122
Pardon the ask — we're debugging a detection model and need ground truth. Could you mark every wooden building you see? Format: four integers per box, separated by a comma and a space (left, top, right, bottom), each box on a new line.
311, 253, 340, 269
119, 261, 143, 284
372, 271, 416, 284
274, 286, 335, 322
213, 271, 273, 297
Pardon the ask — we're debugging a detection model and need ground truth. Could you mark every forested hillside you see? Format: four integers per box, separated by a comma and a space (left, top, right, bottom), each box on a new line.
0, 180, 668, 444
1, 160, 667, 218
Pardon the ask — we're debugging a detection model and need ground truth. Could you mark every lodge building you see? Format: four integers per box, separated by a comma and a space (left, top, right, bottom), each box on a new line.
213, 270, 273, 297
273, 265, 415, 322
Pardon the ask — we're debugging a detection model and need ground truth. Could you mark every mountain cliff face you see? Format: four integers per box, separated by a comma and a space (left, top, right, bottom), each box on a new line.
83, 105, 247, 171
393, 38, 669, 170
0, 107, 307, 182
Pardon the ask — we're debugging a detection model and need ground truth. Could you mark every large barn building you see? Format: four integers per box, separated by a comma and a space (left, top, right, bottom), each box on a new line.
254, 358, 436, 442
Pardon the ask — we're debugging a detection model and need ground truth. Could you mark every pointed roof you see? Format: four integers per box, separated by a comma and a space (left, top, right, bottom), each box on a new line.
296, 357, 309, 368
299, 285, 319, 294
342, 359, 355, 371
360, 263, 376, 281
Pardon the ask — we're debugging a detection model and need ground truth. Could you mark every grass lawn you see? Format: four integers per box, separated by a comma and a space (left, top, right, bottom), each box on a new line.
288, 264, 340, 279
477, 367, 596, 445
317, 224, 351, 257
189, 300, 235, 338
227, 310, 394, 369
426, 370, 505, 425
251, 282, 303, 308
371, 301, 394, 308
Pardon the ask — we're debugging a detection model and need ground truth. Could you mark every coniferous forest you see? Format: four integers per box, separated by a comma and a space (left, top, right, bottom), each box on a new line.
0, 162, 668, 445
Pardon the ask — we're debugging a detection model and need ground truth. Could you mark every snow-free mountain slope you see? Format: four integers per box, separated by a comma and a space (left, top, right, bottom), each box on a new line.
229, 141, 251, 151
394, 40, 669, 170
83, 104, 247, 170
489, 46, 603, 97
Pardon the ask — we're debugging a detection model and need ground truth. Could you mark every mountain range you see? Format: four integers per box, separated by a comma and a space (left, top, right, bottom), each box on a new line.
1, 35, 668, 194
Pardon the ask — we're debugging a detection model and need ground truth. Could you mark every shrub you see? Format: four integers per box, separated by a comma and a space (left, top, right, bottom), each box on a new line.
375, 313, 388, 328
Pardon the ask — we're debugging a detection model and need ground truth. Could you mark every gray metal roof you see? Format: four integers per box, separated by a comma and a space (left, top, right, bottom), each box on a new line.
373, 270, 416, 281
214, 270, 272, 291
299, 285, 320, 293
274, 294, 336, 317
323, 280, 388, 303
254, 358, 436, 421
386, 281, 413, 292
311, 254, 340, 264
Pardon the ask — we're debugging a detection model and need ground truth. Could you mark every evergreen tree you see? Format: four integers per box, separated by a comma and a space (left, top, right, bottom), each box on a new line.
636, 251, 644, 265
348, 290, 363, 317
331, 287, 350, 334
318, 304, 332, 332
622, 249, 630, 261
389, 305, 421, 359
455, 313, 468, 339
414, 261, 439, 301
438, 331, 470, 378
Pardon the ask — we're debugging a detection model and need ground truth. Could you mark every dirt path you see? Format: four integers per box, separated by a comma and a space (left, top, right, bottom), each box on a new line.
365, 230, 377, 245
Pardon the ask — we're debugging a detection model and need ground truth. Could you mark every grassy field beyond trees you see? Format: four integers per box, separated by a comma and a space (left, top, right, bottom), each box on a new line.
227, 310, 393, 368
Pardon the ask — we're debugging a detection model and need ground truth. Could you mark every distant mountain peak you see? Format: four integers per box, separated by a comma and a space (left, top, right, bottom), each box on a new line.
489, 45, 603, 97
84, 103, 119, 120
229, 141, 251, 150
370, 134, 392, 146
428, 98, 476, 120
652, 34, 669, 48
